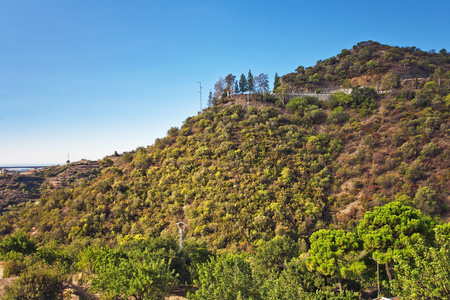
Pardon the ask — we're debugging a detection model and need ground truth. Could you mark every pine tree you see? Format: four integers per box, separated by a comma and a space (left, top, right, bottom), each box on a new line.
207, 90, 213, 107
274, 73, 281, 89
239, 73, 247, 93
247, 70, 254, 93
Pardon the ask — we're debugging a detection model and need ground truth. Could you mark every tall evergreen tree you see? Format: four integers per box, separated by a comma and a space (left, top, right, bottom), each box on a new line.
207, 90, 213, 107
239, 73, 248, 93
247, 70, 254, 93
274, 73, 281, 89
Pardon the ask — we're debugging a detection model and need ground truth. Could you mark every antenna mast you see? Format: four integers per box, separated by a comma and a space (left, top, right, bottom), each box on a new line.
198, 82, 203, 112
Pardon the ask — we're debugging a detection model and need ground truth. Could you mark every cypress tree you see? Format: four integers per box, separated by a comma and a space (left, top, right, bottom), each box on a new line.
274, 73, 281, 89
239, 73, 247, 93
247, 70, 254, 93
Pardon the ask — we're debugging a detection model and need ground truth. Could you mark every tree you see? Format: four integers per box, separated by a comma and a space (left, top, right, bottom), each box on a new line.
207, 90, 213, 107
88, 247, 176, 300
306, 229, 365, 293
295, 66, 305, 73
357, 201, 434, 282
214, 77, 226, 100
190, 253, 257, 300
381, 72, 401, 90
274, 73, 281, 89
273, 83, 290, 105
414, 81, 437, 107
391, 223, 450, 298
251, 235, 299, 285
308, 73, 322, 84
225, 74, 236, 97
351, 86, 378, 110
254, 73, 269, 101
247, 70, 254, 93
433, 67, 443, 87
239, 73, 248, 93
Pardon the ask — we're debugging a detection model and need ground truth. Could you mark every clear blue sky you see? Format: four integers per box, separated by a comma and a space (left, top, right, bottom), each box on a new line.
1, 0, 449, 165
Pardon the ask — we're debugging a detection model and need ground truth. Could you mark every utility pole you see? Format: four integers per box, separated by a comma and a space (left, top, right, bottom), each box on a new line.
175, 222, 188, 250
198, 82, 203, 112
377, 259, 380, 298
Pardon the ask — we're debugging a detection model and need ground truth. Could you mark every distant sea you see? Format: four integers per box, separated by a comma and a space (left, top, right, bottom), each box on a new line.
0, 164, 55, 171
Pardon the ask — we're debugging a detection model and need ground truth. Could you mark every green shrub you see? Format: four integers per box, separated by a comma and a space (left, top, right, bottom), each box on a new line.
306, 108, 327, 124
0, 232, 36, 257
189, 253, 257, 300
420, 142, 439, 157
405, 161, 423, 182
328, 92, 352, 108
401, 89, 416, 100
351, 86, 378, 110
287, 96, 320, 111
3, 260, 27, 278
400, 141, 417, 159
375, 174, 397, 189
328, 107, 350, 124
363, 134, 375, 148
413, 187, 440, 215
412, 81, 437, 107
121, 152, 133, 163
4, 266, 65, 300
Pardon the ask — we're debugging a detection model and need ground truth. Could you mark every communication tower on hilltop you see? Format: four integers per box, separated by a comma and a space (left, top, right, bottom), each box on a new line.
198, 82, 203, 112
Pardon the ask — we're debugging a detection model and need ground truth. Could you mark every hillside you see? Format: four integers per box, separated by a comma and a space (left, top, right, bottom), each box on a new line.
0, 160, 100, 213
0, 45, 448, 246
278, 41, 450, 93
0, 41, 449, 299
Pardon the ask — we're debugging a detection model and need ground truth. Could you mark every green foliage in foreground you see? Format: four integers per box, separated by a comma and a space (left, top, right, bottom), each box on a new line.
357, 201, 434, 281
90, 250, 174, 300
307, 229, 365, 293
190, 253, 257, 300
4, 265, 65, 300
391, 223, 450, 299
0, 201, 448, 299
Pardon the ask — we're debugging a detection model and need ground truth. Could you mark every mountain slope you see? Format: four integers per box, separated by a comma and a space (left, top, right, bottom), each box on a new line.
0, 42, 449, 252
279, 40, 450, 92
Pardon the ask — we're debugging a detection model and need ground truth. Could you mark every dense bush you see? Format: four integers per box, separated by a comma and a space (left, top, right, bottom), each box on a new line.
3, 260, 27, 278
328, 107, 350, 124
4, 266, 65, 300
0, 232, 36, 256
189, 253, 257, 300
